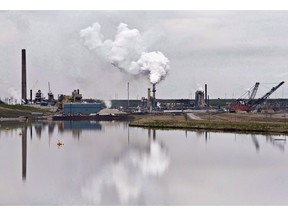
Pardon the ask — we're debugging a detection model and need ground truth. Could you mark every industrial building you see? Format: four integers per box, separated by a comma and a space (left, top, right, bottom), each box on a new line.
195, 89, 205, 108
57, 89, 83, 109
63, 103, 103, 115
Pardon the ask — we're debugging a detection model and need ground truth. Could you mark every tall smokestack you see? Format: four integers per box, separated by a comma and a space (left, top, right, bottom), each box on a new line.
21, 49, 27, 103
152, 84, 156, 107
148, 88, 151, 101
205, 84, 207, 105
30, 89, 32, 103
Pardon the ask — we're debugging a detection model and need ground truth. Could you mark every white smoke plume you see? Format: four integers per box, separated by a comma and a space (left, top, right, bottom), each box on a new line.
8, 87, 21, 104
80, 22, 170, 84
137, 51, 170, 84
109, 23, 145, 74
79, 22, 104, 50
103, 100, 112, 108
79, 22, 112, 55
197, 85, 204, 92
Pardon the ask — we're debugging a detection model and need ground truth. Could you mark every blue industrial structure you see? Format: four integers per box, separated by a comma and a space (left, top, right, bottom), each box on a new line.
63, 103, 103, 115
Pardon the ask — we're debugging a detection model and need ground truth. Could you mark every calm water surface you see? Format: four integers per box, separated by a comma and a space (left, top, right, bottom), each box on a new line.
0, 121, 287, 205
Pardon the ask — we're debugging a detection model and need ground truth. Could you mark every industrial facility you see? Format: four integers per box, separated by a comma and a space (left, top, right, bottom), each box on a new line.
9, 49, 286, 117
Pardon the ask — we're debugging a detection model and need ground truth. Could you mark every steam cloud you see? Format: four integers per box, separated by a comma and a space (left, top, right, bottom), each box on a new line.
103, 100, 112, 108
138, 51, 170, 84
80, 22, 170, 84
8, 87, 21, 103
197, 85, 204, 92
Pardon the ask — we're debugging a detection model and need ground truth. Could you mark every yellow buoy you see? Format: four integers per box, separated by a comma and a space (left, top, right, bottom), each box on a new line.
57, 140, 64, 146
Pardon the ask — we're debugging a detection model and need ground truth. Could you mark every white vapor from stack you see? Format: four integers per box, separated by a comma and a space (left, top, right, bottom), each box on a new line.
104, 100, 112, 108
197, 85, 204, 92
80, 22, 170, 84
137, 51, 170, 84
8, 87, 21, 104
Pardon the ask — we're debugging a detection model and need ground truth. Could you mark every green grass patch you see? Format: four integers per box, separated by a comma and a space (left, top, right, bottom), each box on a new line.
0, 104, 53, 117
130, 116, 288, 134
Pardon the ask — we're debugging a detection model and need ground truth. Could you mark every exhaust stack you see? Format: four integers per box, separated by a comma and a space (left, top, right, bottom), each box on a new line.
205, 84, 207, 105
30, 89, 32, 103
148, 88, 151, 101
152, 84, 156, 108
21, 49, 27, 103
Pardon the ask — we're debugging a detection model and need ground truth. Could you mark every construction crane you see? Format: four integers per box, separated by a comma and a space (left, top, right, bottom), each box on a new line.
229, 82, 260, 112
229, 81, 284, 112
248, 82, 260, 101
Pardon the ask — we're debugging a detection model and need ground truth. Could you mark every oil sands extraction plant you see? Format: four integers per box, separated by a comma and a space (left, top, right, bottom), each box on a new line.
5, 48, 287, 121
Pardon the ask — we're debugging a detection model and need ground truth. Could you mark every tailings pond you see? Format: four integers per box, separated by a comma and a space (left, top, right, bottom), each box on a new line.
0, 121, 287, 205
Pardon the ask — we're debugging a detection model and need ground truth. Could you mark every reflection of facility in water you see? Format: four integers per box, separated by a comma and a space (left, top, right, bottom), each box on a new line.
63, 121, 102, 130
234, 133, 286, 152
22, 127, 27, 181
266, 135, 286, 152
250, 134, 286, 152
57, 121, 102, 139
82, 128, 170, 205
48, 122, 56, 135
148, 128, 156, 141
34, 123, 43, 138
30, 121, 102, 140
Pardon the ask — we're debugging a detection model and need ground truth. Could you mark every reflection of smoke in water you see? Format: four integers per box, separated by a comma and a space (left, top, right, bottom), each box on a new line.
136, 141, 170, 176
81, 141, 170, 204
80, 22, 170, 84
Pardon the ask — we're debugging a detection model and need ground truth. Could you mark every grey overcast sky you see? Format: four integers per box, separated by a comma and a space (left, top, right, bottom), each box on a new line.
1, 10, 288, 101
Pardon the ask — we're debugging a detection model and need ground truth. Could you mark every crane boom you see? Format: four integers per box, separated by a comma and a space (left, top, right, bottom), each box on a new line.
246, 82, 260, 106
249, 81, 285, 111
249, 82, 260, 100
